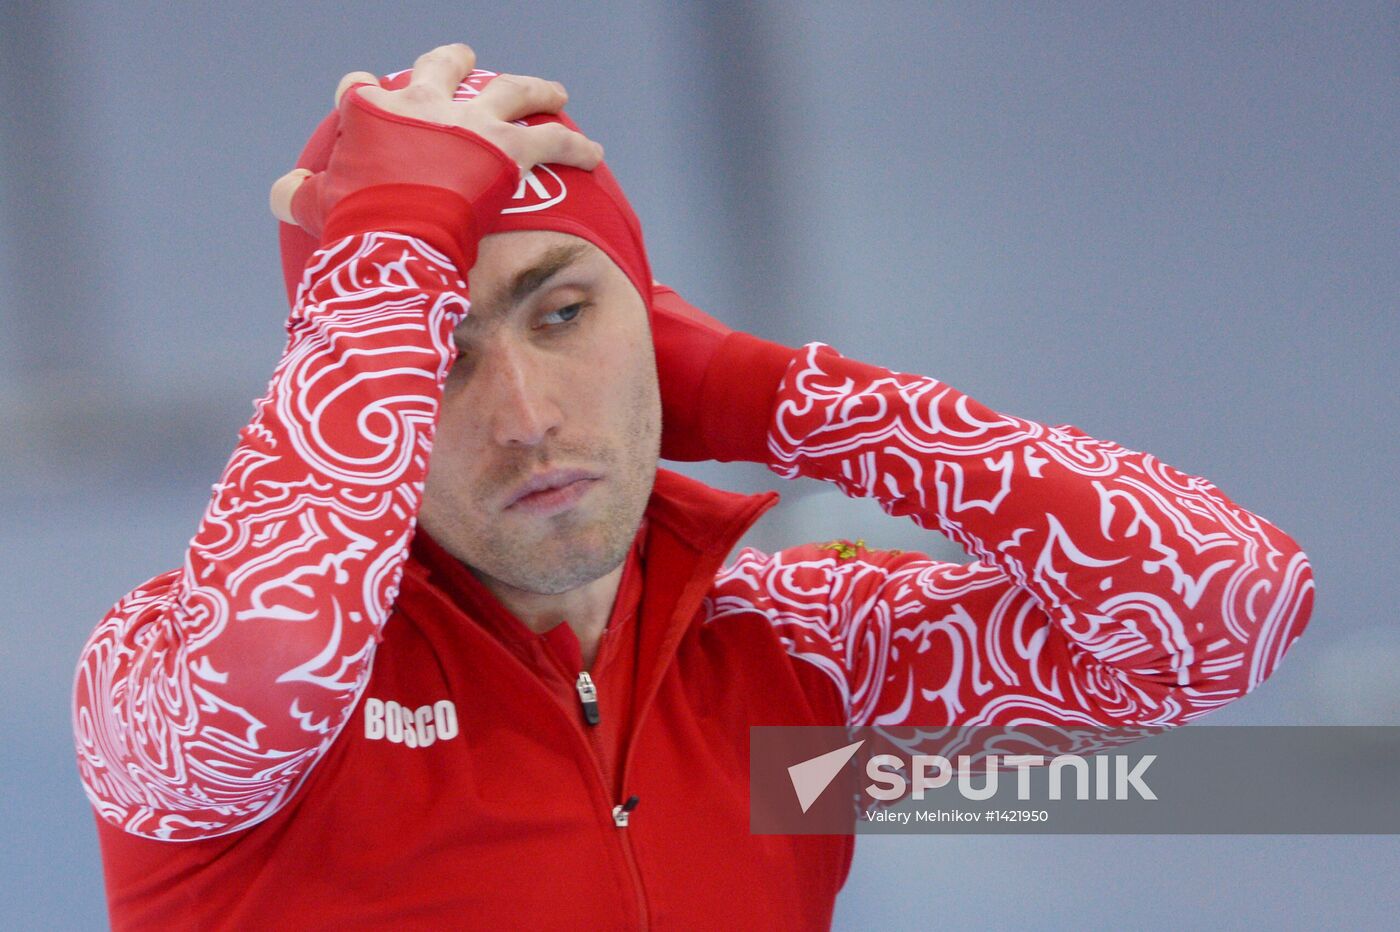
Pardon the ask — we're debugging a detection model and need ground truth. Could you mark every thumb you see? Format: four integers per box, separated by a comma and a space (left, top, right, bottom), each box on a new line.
269, 168, 314, 227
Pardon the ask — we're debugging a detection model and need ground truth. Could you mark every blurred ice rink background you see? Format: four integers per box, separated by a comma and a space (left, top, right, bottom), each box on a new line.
3, 2, 1396, 928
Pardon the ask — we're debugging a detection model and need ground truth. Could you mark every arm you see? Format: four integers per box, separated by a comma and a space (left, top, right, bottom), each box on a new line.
655, 290, 1314, 729
72, 221, 480, 840
71, 51, 598, 841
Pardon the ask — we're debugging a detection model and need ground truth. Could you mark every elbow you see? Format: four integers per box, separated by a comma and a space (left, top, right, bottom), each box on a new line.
1167, 538, 1314, 720
71, 587, 338, 842
70, 590, 255, 841
1195, 536, 1314, 703
1239, 540, 1315, 694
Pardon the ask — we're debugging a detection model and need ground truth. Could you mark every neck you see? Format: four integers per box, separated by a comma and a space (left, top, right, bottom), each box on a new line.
471, 561, 624, 669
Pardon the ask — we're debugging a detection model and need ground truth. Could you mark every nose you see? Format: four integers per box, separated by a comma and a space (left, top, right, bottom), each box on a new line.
479, 340, 564, 448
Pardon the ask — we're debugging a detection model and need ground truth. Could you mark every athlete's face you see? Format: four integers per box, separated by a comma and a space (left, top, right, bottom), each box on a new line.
418, 230, 660, 595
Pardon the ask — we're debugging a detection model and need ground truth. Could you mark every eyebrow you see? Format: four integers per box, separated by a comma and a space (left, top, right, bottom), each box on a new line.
506, 242, 592, 306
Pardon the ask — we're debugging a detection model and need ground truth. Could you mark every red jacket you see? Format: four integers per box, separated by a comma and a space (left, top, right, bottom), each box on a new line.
73, 159, 1314, 929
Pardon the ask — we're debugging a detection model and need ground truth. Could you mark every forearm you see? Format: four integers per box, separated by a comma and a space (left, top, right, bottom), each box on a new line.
768, 343, 1313, 715
73, 193, 486, 839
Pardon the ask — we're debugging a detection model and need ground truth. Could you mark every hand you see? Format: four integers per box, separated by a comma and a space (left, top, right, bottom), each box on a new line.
269, 43, 604, 235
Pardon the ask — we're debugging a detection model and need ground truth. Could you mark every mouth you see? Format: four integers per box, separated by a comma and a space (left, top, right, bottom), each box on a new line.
503, 468, 603, 516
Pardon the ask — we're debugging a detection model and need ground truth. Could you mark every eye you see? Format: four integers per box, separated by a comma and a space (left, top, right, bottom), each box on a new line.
539, 302, 588, 328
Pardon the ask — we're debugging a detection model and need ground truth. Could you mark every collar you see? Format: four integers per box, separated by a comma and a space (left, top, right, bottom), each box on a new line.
408, 515, 647, 672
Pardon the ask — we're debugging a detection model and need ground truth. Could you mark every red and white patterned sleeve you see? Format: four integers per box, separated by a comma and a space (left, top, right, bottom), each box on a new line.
71, 207, 482, 840
708, 341, 1315, 729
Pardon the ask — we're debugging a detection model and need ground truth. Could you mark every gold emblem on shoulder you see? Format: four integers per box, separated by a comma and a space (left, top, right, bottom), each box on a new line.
821, 538, 903, 560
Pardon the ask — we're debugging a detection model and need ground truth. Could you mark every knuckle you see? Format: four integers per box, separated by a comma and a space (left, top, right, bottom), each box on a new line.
335, 72, 371, 98
534, 126, 574, 155
269, 171, 307, 218
495, 123, 527, 147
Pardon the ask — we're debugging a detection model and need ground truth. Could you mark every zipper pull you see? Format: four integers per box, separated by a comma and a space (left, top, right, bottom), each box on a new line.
575, 671, 600, 726
612, 795, 639, 828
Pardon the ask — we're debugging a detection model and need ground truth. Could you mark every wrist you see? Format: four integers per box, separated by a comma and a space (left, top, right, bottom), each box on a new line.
321, 184, 493, 275
694, 332, 801, 463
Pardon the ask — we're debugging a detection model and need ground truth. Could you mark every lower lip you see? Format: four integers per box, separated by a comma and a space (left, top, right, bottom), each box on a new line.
507, 478, 598, 517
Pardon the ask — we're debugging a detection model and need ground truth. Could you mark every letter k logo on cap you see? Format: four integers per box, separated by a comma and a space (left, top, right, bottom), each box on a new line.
502, 165, 567, 213
788, 740, 865, 813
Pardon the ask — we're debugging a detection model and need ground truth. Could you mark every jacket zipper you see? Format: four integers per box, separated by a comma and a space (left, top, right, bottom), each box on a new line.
570, 669, 649, 930
431, 602, 650, 930
612, 795, 640, 827
407, 486, 776, 929
575, 671, 601, 725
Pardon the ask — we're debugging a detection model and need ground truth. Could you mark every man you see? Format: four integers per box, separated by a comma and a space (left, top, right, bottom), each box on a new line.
72, 43, 1314, 930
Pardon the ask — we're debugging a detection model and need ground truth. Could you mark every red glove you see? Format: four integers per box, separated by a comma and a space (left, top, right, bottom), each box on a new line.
650, 284, 799, 463
284, 84, 521, 279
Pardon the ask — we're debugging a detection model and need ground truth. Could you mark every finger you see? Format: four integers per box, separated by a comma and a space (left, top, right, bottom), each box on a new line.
289, 170, 329, 237
269, 168, 313, 225
518, 122, 604, 172
472, 74, 568, 123
407, 43, 476, 98
335, 71, 380, 107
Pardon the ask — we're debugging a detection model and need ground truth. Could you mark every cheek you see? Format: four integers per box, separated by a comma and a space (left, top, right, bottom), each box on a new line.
588, 335, 658, 429
428, 388, 483, 480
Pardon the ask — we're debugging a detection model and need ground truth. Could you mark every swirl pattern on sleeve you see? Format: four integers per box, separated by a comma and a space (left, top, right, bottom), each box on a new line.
711, 342, 1313, 730
72, 234, 467, 841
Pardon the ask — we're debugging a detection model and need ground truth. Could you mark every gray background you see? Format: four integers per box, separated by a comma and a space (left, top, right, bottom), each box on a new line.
3, 1, 1396, 928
